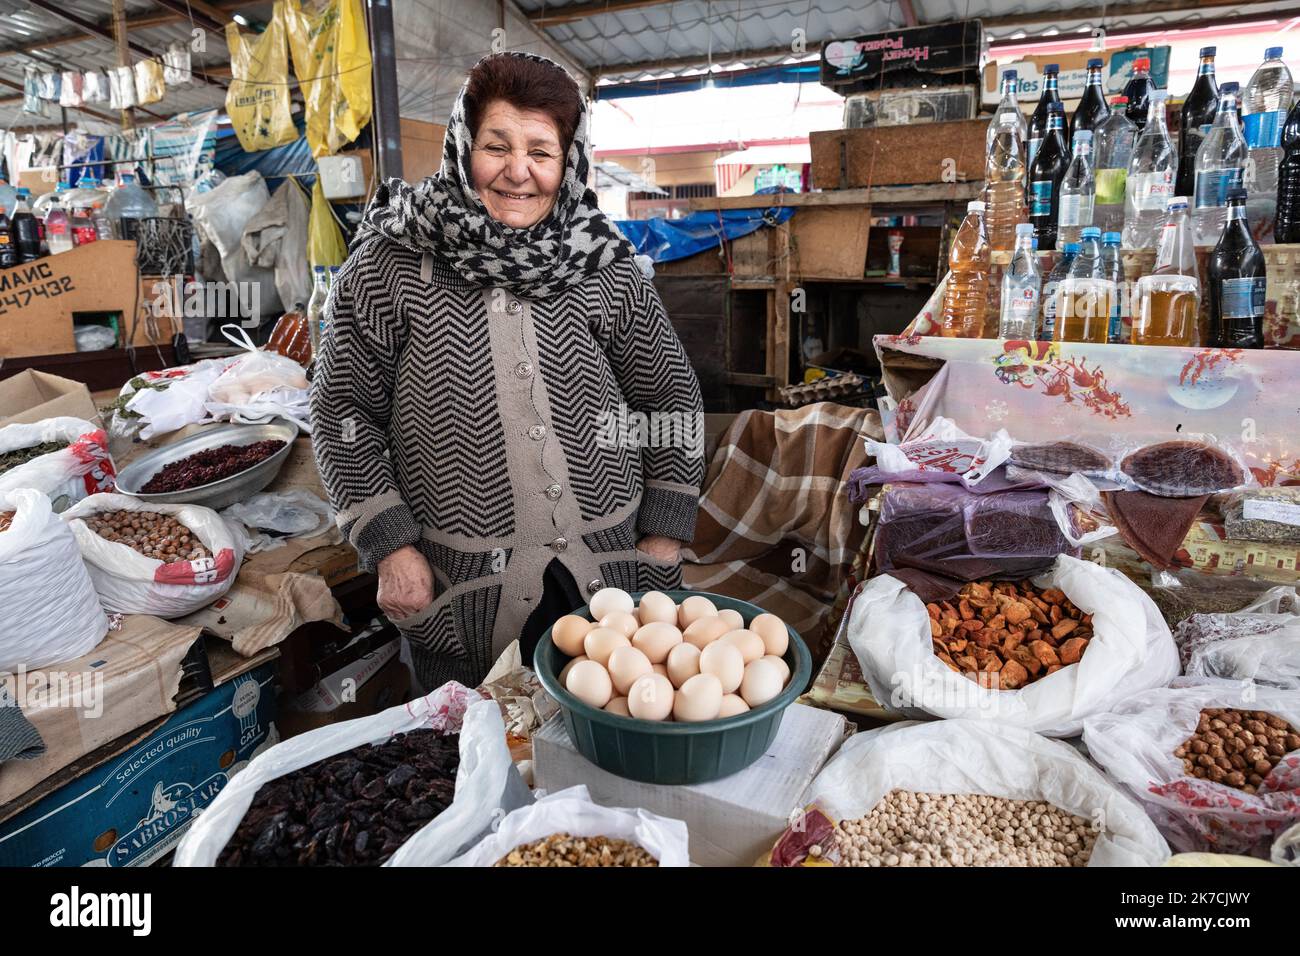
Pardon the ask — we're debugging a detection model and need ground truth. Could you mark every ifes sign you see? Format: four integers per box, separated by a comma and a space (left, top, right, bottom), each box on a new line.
821, 20, 984, 94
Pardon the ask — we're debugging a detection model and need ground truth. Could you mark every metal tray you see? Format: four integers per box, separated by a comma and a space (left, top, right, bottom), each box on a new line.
114, 420, 300, 511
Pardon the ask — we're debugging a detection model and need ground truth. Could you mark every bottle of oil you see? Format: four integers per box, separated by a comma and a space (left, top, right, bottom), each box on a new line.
985, 77, 1027, 253
1134, 197, 1201, 346
938, 200, 991, 338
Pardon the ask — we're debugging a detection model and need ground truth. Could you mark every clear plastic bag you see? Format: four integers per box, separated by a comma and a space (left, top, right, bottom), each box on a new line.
59, 71, 82, 108
204, 325, 311, 432
1082, 677, 1300, 857
1177, 587, 1300, 688
163, 42, 192, 86
220, 489, 334, 553
109, 66, 136, 110
864, 417, 1013, 491
82, 71, 109, 104
1222, 487, 1300, 544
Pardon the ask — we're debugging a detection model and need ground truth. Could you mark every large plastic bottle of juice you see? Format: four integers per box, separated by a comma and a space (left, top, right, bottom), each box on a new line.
938, 200, 991, 338
999, 223, 1042, 339
1193, 82, 1247, 246
1124, 91, 1177, 249
1056, 227, 1112, 343
1094, 97, 1137, 235
985, 75, 1027, 253
1242, 46, 1293, 235
1134, 197, 1201, 346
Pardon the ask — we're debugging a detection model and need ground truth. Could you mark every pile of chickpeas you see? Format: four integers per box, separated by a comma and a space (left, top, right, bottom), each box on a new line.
85, 510, 211, 563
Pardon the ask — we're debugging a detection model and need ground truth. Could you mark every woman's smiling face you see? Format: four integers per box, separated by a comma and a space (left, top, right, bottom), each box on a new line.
470, 100, 566, 229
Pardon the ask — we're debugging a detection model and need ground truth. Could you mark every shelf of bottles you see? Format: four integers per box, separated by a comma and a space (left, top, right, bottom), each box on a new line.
0, 175, 164, 269
938, 45, 1300, 350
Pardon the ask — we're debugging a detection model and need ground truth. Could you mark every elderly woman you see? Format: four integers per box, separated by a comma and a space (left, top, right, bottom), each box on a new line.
311, 52, 704, 690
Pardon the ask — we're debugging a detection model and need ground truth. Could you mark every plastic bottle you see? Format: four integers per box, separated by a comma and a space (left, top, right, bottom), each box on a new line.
1055, 228, 1111, 343
91, 202, 114, 240
1124, 91, 1176, 250
1029, 102, 1069, 250
33, 181, 67, 218
0, 205, 14, 268
1242, 46, 1293, 234
998, 223, 1041, 339
1275, 95, 1300, 242
1124, 57, 1155, 133
70, 205, 96, 246
307, 266, 329, 356
1071, 58, 1111, 142
1058, 130, 1096, 247
44, 198, 72, 254
1134, 197, 1200, 346
987, 70, 1027, 148
0, 179, 15, 219
985, 78, 1027, 253
1208, 188, 1266, 348
938, 200, 991, 338
1101, 232, 1127, 342
11, 189, 41, 262
1178, 47, 1221, 197
103, 174, 158, 242
1041, 242, 1079, 341
1094, 96, 1138, 235
1193, 82, 1247, 246
1027, 64, 1061, 177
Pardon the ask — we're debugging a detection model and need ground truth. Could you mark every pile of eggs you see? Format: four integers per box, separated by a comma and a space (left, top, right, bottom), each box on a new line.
551, 588, 792, 723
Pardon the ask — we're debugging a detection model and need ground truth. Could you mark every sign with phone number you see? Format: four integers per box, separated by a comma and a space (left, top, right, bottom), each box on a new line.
0, 275, 75, 315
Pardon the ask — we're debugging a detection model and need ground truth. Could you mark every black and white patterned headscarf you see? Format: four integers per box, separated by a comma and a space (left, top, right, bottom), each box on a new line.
359, 51, 635, 298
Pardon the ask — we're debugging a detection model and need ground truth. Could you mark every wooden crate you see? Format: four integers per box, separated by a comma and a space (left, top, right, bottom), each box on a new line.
730, 206, 872, 281
810, 120, 987, 191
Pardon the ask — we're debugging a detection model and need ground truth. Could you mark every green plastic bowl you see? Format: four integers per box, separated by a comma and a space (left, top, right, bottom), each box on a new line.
533, 590, 812, 785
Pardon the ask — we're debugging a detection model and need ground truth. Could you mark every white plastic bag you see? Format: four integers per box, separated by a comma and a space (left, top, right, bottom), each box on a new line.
119, 359, 232, 440
445, 785, 691, 867
61, 493, 244, 619
800, 719, 1170, 866
0, 488, 109, 672
847, 553, 1180, 737
221, 489, 334, 553
865, 416, 1013, 489
203, 325, 311, 432
1180, 587, 1300, 689
0, 417, 115, 509
1082, 678, 1300, 857
187, 171, 283, 318
174, 681, 524, 867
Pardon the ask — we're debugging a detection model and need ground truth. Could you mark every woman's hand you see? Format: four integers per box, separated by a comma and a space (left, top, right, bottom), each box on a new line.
636, 535, 683, 563
377, 545, 435, 621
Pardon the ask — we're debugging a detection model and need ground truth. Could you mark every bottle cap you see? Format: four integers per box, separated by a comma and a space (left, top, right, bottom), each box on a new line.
967, 200, 986, 213
1221, 81, 1239, 95
1087, 58, 1103, 69
1134, 57, 1150, 71
1167, 196, 1189, 210
1002, 69, 1018, 82
1266, 47, 1283, 60
1031, 237, 1039, 249
16, 188, 28, 197
1103, 231, 1122, 244
1015, 223, 1035, 237
1063, 243, 1081, 254
1073, 130, 1094, 144
1227, 187, 1248, 202
1045, 64, 1060, 74
1082, 226, 1101, 240
1111, 95, 1129, 105
1200, 46, 1216, 58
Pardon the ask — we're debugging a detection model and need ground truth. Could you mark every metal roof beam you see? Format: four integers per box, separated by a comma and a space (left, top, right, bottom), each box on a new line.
529, 0, 682, 27
982, 0, 1282, 28
595, 42, 817, 79
0, 0, 260, 59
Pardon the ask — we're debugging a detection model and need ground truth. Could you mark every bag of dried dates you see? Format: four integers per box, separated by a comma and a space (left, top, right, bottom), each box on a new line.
846, 553, 1180, 736
173, 681, 526, 867
1083, 678, 1300, 857
60, 493, 245, 619
0, 417, 115, 509
446, 785, 689, 867
0, 488, 109, 671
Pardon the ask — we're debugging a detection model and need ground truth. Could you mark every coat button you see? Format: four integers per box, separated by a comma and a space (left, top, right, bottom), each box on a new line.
514, 361, 533, 378
545, 483, 562, 500
587, 579, 604, 594
551, 537, 568, 552
506, 299, 522, 314
528, 424, 546, 440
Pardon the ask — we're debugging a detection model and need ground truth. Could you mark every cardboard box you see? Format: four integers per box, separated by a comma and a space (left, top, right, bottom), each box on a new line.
533, 703, 847, 867
982, 46, 1171, 107
276, 639, 412, 738
0, 369, 100, 427
0, 663, 278, 867
810, 119, 987, 190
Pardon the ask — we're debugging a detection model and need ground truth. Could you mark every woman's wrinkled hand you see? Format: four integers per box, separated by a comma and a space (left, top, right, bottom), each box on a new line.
636, 535, 683, 563
377, 545, 435, 622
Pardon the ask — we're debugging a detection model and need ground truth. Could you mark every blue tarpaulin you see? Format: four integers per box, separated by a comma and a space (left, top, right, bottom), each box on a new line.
616, 205, 796, 263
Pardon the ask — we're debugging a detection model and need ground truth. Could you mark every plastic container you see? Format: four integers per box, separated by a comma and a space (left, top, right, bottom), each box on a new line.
1178, 47, 1220, 198
1041, 242, 1078, 340
1242, 46, 1293, 234
533, 590, 813, 785
1124, 57, 1155, 133
1026, 64, 1061, 177
44, 199, 72, 254
1277, 96, 1300, 242
1134, 197, 1200, 346
1070, 57, 1110, 141
104, 174, 158, 242
1058, 129, 1096, 246
1029, 102, 1069, 250
1124, 90, 1176, 250
1193, 82, 1246, 246
999, 223, 1041, 339
1094, 96, 1137, 235
1056, 227, 1111, 343
0, 179, 16, 218
938, 200, 990, 337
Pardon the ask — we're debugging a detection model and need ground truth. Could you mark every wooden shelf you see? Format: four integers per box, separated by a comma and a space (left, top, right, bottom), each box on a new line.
688, 181, 982, 212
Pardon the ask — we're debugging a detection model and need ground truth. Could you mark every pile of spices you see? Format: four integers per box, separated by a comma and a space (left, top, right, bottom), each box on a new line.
0, 441, 66, 477
141, 439, 285, 494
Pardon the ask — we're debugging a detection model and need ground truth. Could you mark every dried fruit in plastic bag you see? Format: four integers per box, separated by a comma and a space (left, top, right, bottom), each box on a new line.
1010, 441, 1112, 475
1120, 440, 1244, 497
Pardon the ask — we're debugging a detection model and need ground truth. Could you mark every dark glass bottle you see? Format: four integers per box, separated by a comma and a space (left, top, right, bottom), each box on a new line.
0, 208, 14, 269
1027, 64, 1061, 178
1275, 95, 1300, 242
1124, 57, 1155, 133
1209, 188, 1266, 348
11, 191, 39, 263
1029, 103, 1069, 250
1071, 58, 1111, 141
1178, 46, 1221, 197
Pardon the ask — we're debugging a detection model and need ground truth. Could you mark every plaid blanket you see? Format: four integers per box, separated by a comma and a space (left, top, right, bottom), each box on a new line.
683, 403, 883, 661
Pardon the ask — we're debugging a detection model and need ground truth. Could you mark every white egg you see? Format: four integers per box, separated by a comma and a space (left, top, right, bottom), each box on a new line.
761, 654, 791, 684
677, 594, 718, 630
665, 642, 702, 688
605, 696, 631, 717
631, 621, 683, 664
558, 654, 588, 686
698, 641, 744, 694
599, 611, 640, 639
740, 658, 784, 708
716, 609, 744, 630
607, 645, 653, 696
750, 613, 790, 657
627, 673, 674, 721
673, 673, 723, 722
583, 627, 630, 667
552, 614, 593, 656
683, 616, 730, 650
720, 629, 765, 664
637, 591, 678, 626
589, 587, 634, 621
718, 694, 750, 718
566, 659, 612, 709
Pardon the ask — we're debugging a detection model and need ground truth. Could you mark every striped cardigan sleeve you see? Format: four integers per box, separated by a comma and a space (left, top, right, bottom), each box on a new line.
605, 260, 705, 544
309, 238, 422, 572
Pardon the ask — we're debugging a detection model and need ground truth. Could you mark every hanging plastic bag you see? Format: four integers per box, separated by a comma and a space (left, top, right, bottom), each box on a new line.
225, 2, 299, 153
1178, 587, 1300, 689
307, 177, 346, 268
173, 681, 528, 867
82, 70, 109, 104
283, 0, 372, 157
846, 553, 1181, 737
38, 71, 59, 101
0, 417, 116, 509
0, 488, 110, 672
109, 66, 137, 109
22, 67, 46, 116
59, 71, 83, 108
1083, 677, 1300, 857
220, 489, 334, 553
163, 42, 192, 86
134, 59, 166, 106
445, 785, 691, 867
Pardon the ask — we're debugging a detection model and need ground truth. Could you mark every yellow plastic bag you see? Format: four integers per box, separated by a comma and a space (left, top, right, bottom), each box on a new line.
225, 2, 299, 153
284, 0, 372, 157
307, 178, 347, 268
133, 59, 165, 106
